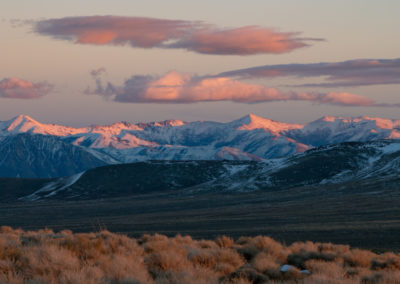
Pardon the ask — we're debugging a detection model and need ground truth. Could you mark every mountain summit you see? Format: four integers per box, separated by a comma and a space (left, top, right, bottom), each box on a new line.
2, 114, 40, 132
0, 114, 86, 136
232, 113, 303, 133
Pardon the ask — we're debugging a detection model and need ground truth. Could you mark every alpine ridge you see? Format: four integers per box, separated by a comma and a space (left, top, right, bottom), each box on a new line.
1, 113, 400, 177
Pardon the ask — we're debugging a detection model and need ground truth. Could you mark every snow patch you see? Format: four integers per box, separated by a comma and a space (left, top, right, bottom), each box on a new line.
380, 142, 400, 154
20, 172, 85, 201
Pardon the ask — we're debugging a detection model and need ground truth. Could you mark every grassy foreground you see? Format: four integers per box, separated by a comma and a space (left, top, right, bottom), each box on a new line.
1, 227, 400, 284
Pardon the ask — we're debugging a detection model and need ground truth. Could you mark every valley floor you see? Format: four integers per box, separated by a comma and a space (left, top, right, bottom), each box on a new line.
1, 184, 400, 252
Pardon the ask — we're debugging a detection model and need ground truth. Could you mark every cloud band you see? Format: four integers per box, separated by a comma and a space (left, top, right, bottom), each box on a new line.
217, 58, 400, 87
87, 70, 376, 107
35, 16, 321, 55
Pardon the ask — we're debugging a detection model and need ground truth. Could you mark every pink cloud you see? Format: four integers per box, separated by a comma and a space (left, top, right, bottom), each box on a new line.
0, 78, 53, 99
318, 92, 374, 106
35, 16, 321, 55
87, 70, 375, 107
169, 26, 313, 55
36, 16, 190, 47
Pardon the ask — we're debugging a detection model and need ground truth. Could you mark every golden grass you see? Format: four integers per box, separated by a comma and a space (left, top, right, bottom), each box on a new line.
0, 226, 399, 283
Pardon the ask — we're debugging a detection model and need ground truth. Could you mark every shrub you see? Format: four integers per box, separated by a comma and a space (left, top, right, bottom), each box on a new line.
1, 227, 400, 283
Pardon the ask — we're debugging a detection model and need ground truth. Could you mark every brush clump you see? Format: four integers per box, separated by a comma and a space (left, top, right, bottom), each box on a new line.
1, 226, 400, 284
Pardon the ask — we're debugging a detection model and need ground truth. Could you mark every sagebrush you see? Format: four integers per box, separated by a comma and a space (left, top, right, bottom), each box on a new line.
0, 226, 399, 283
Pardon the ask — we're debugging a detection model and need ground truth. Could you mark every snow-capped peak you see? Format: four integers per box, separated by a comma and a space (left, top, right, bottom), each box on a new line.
319, 115, 339, 122
358, 116, 400, 129
136, 119, 187, 128
160, 119, 186, 127
234, 114, 303, 133
13, 114, 37, 122
0, 114, 86, 136
3, 114, 40, 132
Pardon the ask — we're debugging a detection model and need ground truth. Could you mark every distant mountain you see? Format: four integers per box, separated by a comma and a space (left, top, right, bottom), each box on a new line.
1, 114, 400, 177
12, 139, 400, 201
287, 115, 400, 146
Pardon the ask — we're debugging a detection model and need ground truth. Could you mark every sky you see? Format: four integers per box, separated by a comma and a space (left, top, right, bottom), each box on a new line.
1, 0, 400, 126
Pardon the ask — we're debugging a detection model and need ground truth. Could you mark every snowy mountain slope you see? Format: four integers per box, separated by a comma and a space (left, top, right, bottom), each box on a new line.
0, 134, 107, 178
1, 114, 400, 177
13, 139, 400, 200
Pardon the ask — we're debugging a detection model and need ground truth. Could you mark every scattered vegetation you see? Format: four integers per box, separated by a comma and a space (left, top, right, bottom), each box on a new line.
1, 226, 400, 283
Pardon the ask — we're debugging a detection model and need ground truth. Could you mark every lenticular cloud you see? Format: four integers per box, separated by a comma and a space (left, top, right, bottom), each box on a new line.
87, 70, 375, 107
35, 16, 321, 55
0, 78, 53, 99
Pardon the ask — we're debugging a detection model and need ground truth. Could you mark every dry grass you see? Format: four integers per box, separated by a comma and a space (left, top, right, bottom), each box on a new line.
0, 226, 400, 284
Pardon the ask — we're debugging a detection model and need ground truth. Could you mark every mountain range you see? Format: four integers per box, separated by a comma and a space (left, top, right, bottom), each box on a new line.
2, 114, 400, 249
1, 114, 400, 178
2, 139, 398, 201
